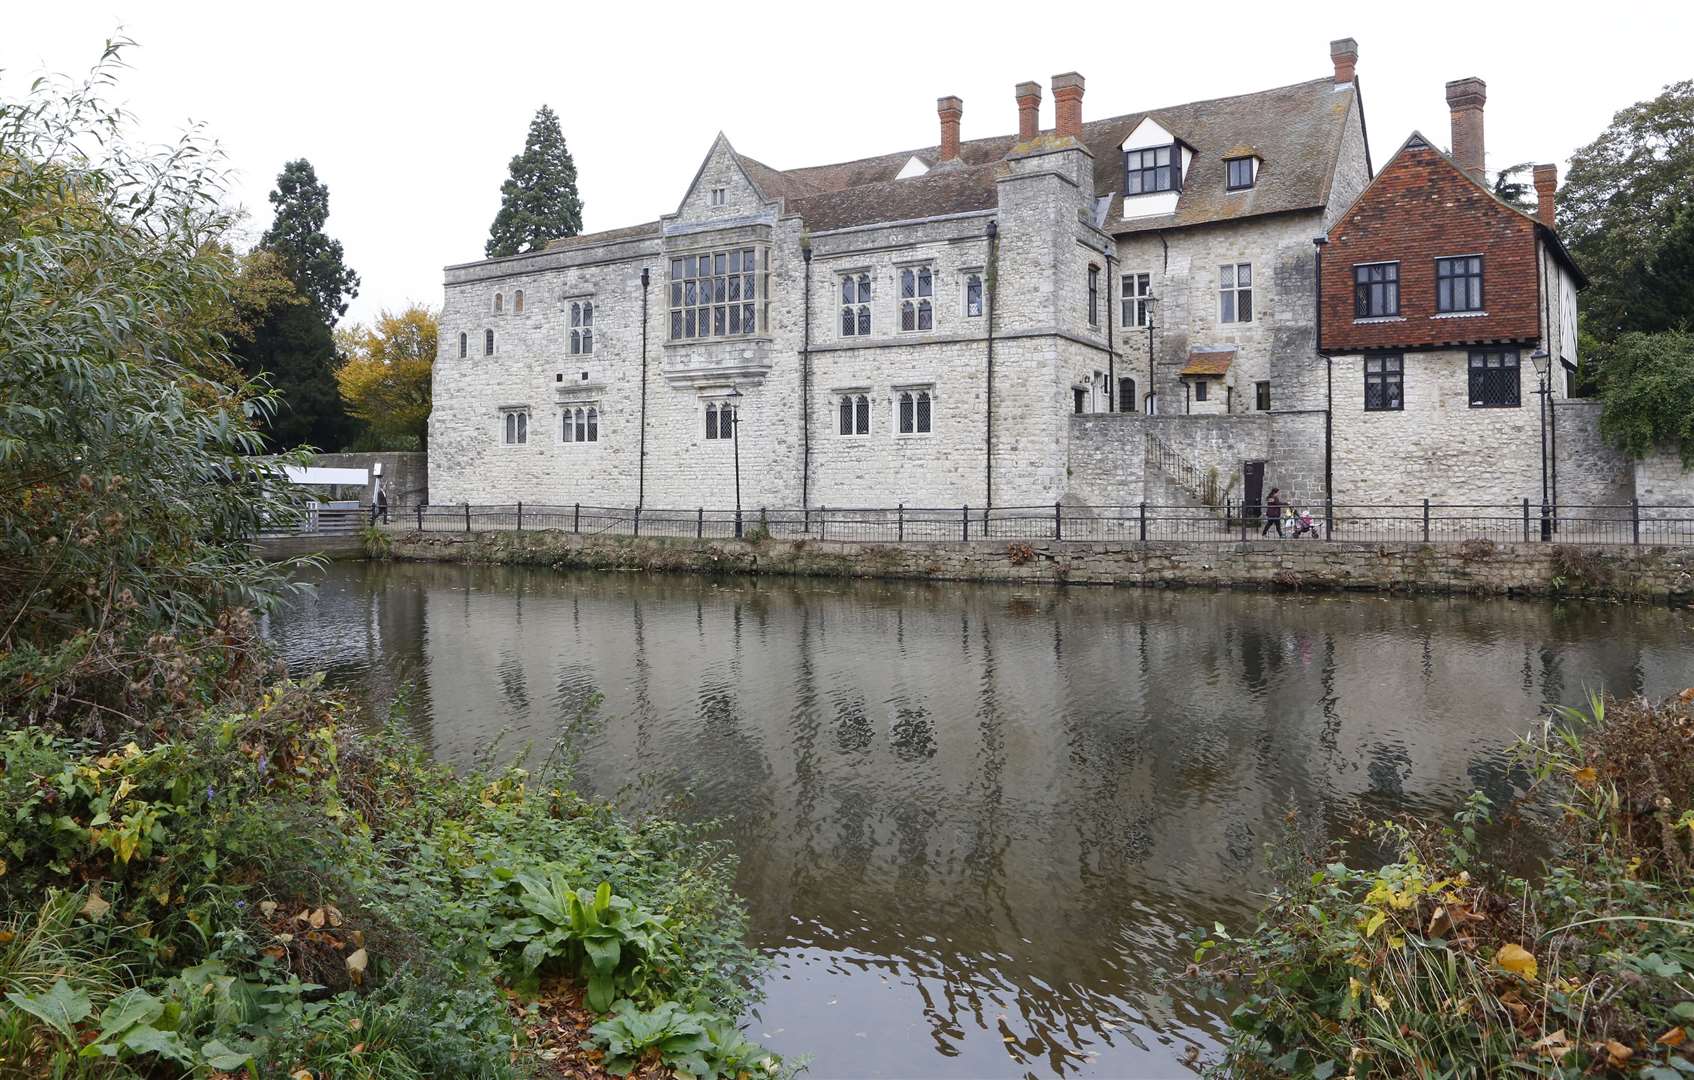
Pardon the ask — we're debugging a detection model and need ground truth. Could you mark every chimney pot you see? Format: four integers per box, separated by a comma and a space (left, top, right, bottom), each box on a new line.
1015, 80, 1042, 142
1051, 72, 1085, 139
1445, 77, 1487, 185
937, 95, 963, 161
1533, 163, 1558, 227
1329, 37, 1358, 85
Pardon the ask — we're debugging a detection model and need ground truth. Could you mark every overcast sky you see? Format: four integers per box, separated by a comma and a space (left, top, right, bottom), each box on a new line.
6, 2, 1689, 326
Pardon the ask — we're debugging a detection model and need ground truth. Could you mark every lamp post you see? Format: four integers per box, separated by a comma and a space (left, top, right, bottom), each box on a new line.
1530, 349, 1552, 541
1143, 295, 1159, 414
725, 387, 743, 538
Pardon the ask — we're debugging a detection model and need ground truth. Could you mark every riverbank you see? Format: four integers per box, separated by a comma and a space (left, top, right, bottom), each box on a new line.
383, 528, 1694, 602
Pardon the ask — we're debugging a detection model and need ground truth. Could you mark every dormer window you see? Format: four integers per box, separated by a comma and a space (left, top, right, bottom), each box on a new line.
1226, 157, 1256, 190
1125, 146, 1177, 195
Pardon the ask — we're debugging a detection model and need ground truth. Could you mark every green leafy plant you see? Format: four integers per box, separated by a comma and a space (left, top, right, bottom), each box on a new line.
586, 999, 779, 1078
1191, 690, 1694, 1078
493, 875, 673, 1010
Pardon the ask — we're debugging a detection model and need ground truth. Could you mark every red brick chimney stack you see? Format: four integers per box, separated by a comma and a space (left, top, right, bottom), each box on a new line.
1445, 77, 1488, 186
1330, 38, 1358, 85
1052, 72, 1085, 139
1533, 163, 1558, 226
937, 96, 963, 161
1015, 81, 1041, 142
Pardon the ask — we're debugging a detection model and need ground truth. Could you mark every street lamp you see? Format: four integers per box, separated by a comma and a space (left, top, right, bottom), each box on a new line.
725, 387, 743, 538
1530, 349, 1552, 541
1143, 295, 1159, 415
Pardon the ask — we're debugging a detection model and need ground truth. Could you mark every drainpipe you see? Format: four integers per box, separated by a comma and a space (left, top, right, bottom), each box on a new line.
1104, 242, 1116, 411
638, 266, 650, 507
1314, 236, 1332, 528
985, 219, 998, 512
801, 240, 813, 515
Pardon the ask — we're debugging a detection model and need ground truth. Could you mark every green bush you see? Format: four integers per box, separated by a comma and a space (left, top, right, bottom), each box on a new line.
1192, 691, 1694, 1078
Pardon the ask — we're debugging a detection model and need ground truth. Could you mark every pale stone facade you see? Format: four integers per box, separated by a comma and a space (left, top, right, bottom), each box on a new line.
428, 42, 1685, 517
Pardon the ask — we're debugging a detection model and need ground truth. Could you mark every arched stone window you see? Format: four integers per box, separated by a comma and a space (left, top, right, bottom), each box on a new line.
838, 393, 869, 435
484, 329, 494, 356
898, 389, 933, 434
840, 273, 871, 337
705, 402, 734, 440
503, 410, 527, 445
494, 292, 503, 314
458, 332, 467, 358
900, 266, 933, 331
965, 273, 983, 317
570, 301, 594, 354
586, 406, 598, 442
514, 289, 524, 314
705, 402, 718, 440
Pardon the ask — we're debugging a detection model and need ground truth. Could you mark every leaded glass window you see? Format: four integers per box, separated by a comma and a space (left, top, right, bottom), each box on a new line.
668, 248, 764, 341
1364, 355, 1403, 411
1219, 263, 1252, 323
965, 273, 983, 317
898, 390, 933, 434
900, 267, 933, 331
570, 301, 593, 354
841, 272, 872, 336
839, 394, 869, 435
1468, 350, 1519, 408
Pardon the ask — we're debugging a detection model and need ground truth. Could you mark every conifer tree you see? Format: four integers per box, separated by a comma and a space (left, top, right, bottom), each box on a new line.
486, 106, 583, 257
260, 159, 360, 322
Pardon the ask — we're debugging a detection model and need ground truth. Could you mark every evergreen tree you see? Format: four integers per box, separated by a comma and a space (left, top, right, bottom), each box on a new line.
236, 159, 360, 450
260, 159, 360, 322
486, 106, 583, 257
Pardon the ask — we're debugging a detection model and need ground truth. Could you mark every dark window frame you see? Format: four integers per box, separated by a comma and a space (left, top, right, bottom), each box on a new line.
964, 272, 983, 317
838, 392, 870, 436
458, 332, 467, 359
1118, 376, 1138, 413
569, 300, 594, 355
484, 329, 494, 356
1364, 354, 1404, 412
668, 247, 766, 341
840, 271, 873, 337
897, 389, 933, 435
899, 266, 933, 332
1225, 157, 1255, 191
1467, 349, 1520, 408
1087, 265, 1100, 327
1124, 144, 1179, 195
1254, 380, 1271, 411
1436, 255, 1485, 313
1353, 262, 1401, 318
1194, 379, 1209, 402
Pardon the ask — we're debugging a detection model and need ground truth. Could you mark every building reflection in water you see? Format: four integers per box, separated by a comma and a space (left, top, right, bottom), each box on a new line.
270, 563, 1694, 1079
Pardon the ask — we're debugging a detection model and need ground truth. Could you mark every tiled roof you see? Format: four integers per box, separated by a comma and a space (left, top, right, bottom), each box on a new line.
1180, 348, 1236, 376
543, 221, 661, 251
738, 76, 1356, 235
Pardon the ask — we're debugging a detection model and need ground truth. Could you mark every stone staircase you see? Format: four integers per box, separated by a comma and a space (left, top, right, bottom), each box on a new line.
1143, 435, 1234, 520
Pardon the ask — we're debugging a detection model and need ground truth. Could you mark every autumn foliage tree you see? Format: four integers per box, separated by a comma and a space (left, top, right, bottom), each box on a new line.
334, 305, 437, 450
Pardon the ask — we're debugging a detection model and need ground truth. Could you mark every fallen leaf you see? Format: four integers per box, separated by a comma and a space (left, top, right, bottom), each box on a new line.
1658, 1026, 1686, 1048
80, 890, 111, 921
1495, 943, 1537, 981
291, 1071, 313, 1080
1600, 1040, 1632, 1066
1571, 765, 1598, 786
346, 947, 368, 985
1532, 1029, 1572, 1059
325, 905, 344, 928
259, 900, 277, 919
308, 908, 325, 929
350, 1042, 365, 1055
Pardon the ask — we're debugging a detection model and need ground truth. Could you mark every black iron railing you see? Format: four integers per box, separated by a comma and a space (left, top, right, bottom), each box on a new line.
398, 500, 1694, 547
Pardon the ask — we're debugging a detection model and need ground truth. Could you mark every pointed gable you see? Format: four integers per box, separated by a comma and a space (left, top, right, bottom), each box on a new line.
671, 133, 777, 227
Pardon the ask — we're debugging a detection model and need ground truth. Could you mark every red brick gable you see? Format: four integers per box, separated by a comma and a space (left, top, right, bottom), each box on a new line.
1320, 136, 1541, 353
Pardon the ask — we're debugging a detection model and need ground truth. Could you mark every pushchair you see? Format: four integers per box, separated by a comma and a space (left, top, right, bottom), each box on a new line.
1290, 507, 1320, 539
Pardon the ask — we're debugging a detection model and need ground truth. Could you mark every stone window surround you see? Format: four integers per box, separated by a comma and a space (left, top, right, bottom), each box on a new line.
1219, 262, 1253, 325
497, 405, 530, 446
834, 387, 872, 437
838, 266, 874, 339
560, 402, 601, 445
1121, 271, 1152, 328
896, 262, 936, 333
667, 245, 767, 342
568, 296, 595, 355
961, 267, 984, 318
892, 382, 936, 437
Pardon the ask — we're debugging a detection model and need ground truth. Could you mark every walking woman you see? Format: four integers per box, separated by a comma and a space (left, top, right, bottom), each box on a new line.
1261, 487, 1284, 537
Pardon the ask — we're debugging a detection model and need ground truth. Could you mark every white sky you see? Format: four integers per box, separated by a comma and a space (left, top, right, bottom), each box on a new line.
6, 2, 1690, 326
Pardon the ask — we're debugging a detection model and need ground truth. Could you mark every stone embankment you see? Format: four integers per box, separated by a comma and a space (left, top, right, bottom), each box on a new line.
384, 529, 1694, 602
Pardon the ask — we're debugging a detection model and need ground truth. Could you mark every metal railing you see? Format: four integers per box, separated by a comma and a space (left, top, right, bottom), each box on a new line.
259, 504, 369, 538
402, 500, 1694, 547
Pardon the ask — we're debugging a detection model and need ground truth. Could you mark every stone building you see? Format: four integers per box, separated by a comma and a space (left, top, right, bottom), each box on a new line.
429, 38, 1376, 515
428, 38, 1687, 517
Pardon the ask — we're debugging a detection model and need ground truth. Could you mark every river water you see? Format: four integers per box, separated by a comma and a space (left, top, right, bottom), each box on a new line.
266, 561, 1694, 1078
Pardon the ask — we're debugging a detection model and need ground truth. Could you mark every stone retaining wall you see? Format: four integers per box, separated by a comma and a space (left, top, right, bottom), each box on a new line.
386, 529, 1694, 602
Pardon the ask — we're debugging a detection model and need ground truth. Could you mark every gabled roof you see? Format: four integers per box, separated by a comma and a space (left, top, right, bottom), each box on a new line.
1331, 131, 1587, 287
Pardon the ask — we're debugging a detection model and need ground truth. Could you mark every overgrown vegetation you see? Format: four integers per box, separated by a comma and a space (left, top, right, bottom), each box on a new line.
1, 43, 782, 1078
1191, 691, 1694, 1078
